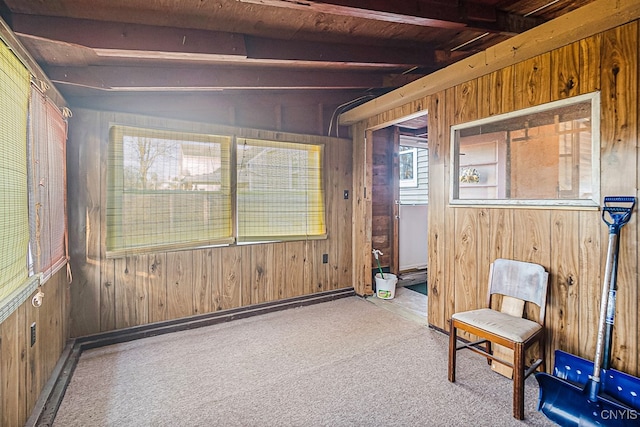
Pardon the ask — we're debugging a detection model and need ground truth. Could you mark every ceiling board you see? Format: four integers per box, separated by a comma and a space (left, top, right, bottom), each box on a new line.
0, 0, 598, 120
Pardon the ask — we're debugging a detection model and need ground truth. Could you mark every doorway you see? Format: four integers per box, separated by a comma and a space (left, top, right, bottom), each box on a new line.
370, 112, 428, 321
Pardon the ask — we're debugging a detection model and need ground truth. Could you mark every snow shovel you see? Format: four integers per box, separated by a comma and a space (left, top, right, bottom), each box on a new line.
536, 196, 640, 426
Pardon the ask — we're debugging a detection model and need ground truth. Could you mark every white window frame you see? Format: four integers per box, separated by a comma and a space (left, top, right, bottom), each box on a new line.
449, 92, 600, 208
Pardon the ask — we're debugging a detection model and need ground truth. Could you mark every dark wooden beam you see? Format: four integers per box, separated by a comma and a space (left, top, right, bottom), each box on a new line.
12, 14, 437, 67
236, 0, 544, 34
244, 36, 436, 66
11, 14, 247, 59
45, 65, 401, 90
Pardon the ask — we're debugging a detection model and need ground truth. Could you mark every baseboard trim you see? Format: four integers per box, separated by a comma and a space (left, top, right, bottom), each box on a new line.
27, 287, 356, 427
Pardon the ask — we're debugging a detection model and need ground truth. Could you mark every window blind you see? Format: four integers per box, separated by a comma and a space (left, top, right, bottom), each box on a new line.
28, 84, 68, 281
0, 40, 31, 302
236, 138, 326, 242
107, 126, 233, 255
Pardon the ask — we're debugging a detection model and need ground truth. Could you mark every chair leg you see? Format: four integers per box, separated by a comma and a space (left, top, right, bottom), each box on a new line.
513, 342, 525, 420
448, 323, 457, 383
486, 341, 492, 365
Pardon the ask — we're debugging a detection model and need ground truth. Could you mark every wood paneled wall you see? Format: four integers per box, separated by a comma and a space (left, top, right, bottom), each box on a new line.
67, 109, 353, 337
66, 90, 357, 138
0, 268, 68, 427
354, 21, 640, 376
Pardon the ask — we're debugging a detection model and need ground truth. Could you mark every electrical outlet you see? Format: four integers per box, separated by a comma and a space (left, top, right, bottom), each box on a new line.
30, 322, 36, 347
343, 190, 349, 200
322, 253, 328, 264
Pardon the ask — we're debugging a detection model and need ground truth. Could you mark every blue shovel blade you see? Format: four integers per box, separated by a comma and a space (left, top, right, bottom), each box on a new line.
553, 350, 640, 410
536, 372, 640, 426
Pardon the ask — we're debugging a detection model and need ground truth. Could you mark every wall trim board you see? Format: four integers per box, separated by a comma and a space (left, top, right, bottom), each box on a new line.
339, 0, 640, 125
27, 287, 356, 426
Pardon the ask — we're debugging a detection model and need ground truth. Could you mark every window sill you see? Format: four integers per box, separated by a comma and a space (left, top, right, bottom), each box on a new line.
449, 199, 600, 210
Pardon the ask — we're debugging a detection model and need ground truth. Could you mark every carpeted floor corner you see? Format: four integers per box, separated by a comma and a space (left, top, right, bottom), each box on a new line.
53, 297, 554, 427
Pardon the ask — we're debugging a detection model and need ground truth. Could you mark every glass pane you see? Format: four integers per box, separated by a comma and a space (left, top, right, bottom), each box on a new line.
107, 126, 232, 253
452, 93, 598, 205
237, 138, 325, 241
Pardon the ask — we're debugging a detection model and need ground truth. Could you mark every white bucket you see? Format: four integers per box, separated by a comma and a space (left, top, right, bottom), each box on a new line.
375, 273, 398, 299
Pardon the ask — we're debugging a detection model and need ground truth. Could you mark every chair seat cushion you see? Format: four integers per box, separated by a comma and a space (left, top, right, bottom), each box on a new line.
452, 308, 541, 343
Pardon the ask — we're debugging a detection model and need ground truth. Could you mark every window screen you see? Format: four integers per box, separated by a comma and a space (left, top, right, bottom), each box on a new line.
28, 85, 68, 281
0, 40, 31, 302
107, 126, 233, 255
237, 138, 326, 242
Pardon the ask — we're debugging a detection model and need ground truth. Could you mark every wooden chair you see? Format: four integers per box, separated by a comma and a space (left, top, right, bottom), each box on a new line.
448, 258, 549, 420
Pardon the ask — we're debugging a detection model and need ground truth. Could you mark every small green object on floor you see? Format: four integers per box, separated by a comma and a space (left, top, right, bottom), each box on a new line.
405, 282, 427, 296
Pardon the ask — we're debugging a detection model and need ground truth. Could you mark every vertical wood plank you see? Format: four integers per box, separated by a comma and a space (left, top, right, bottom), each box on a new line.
67, 111, 102, 336
336, 135, 353, 288
304, 241, 316, 295
351, 123, 372, 295
252, 244, 274, 303
549, 210, 580, 359
512, 210, 551, 267
512, 209, 551, 366
166, 251, 193, 319
444, 87, 457, 329
1, 309, 20, 427
146, 253, 167, 323
17, 304, 27, 423
514, 53, 551, 110
221, 245, 243, 310
324, 137, 340, 289
454, 79, 478, 124
193, 249, 212, 315
427, 92, 446, 329
26, 290, 41, 413
453, 208, 478, 314
478, 66, 514, 118
99, 112, 115, 333
114, 256, 137, 329
551, 43, 581, 101
600, 22, 638, 373
208, 248, 224, 311
488, 209, 514, 314
475, 208, 491, 304
241, 245, 252, 306
133, 255, 149, 325
285, 241, 305, 298
273, 242, 287, 300
579, 211, 602, 359
100, 259, 116, 332
453, 208, 478, 342
580, 33, 602, 94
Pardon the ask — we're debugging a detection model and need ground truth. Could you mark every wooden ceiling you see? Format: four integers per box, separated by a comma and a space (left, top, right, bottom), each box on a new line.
0, 0, 597, 114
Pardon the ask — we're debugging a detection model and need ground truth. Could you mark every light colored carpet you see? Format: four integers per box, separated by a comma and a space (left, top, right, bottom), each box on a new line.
53, 296, 554, 427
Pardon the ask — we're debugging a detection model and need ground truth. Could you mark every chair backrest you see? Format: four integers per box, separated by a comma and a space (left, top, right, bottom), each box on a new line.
488, 258, 549, 324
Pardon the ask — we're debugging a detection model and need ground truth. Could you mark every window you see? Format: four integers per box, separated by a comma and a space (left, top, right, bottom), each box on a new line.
0, 41, 31, 303
28, 85, 68, 281
399, 147, 417, 188
450, 92, 600, 207
107, 126, 233, 255
237, 138, 325, 242
107, 127, 326, 255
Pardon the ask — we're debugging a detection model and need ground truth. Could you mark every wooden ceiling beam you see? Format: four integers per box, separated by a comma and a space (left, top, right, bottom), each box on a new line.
11, 14, 247, 59
236, 0, 544, 34
44, 65, 403, 90
11, 14, 437, 67
243, 36, 436, 66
